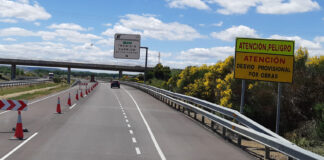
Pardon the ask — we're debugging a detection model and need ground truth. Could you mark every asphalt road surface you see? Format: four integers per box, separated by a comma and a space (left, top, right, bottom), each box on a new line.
0, 83, 253, 160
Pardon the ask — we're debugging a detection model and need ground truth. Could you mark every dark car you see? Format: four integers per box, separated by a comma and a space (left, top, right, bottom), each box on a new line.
111, 80, 120, 88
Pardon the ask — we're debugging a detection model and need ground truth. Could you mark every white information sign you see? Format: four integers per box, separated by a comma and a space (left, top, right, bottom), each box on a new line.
114, 33, 141, 59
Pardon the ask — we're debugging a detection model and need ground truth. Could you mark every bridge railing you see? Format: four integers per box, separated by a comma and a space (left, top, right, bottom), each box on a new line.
121, 81, 323, 160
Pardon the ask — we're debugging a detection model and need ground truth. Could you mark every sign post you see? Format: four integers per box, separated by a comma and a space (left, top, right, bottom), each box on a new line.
140, 47, 148, 83
234, 37, 294, 135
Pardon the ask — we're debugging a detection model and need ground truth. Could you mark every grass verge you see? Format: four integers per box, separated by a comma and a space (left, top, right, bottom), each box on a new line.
0, 82, 58, 96
10, 83, 70, 100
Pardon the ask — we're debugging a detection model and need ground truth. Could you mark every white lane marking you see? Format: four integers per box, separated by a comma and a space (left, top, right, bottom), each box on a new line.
123, 87, 166, 160
132, 137, 137, 143
124, 116, 127, 119
125, 119, 129, 123
129, 130, 133, 135
112, 90, 122, 106
127, 124, 131, 128
0, 132, 38, 160
69, 103, 77, 110
123, 112, 126, 115
135, 147, 141, 155
0, 111, 10, 115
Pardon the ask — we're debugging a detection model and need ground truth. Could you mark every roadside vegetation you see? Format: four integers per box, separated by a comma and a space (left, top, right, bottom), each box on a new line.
125, 47, 324, 155
0, 82, 58, 96
11, 83, 69, 100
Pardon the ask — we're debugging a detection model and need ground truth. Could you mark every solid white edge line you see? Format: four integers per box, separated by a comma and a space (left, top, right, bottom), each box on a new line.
0, 132, 38, 160
135, 147, 141, 155
132, 137, 137, 143
69, 103, 77, 110
122, 87, 166, 160
0, 111, 10, 115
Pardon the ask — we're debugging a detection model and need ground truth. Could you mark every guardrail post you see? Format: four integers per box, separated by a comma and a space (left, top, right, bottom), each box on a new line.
201, 115, 205, 124
264, 146, 270, 160
222, 127, 226, 139
211, 120, 215, 130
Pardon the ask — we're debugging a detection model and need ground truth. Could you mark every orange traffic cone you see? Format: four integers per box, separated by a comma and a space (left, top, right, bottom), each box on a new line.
13, 111, 24, 140
67, 93, 71, 106
80, 90, 83, 98
57, 97, 61, 114
85, 88, 88, 95
76, 90, 79, 101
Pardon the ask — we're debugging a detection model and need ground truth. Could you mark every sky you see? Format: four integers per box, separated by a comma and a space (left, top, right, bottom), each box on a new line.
0, 0, 324, 70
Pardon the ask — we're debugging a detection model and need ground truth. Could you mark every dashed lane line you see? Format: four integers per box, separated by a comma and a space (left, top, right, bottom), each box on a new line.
135, 147, 141, 155
69, 103, 77, 110
123, 87, 166, 160
132, 137, 137, 143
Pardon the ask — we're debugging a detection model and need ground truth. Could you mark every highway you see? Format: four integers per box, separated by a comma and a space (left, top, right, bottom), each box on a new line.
0, 83, 253, 160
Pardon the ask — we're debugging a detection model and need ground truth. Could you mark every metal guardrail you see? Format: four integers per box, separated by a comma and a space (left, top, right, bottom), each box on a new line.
71, 79, 81, 87
0, 79, 50, 88
122, 81, 324, 160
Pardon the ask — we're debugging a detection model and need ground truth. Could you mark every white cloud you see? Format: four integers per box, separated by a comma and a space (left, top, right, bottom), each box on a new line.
212, 21, 223, 27
166, 0, 210, 10
169, 0, 320, 15
48, 23, 86, 31
0, 0, 51, 21
256, 0, 320, 14
102, 14, 204, 41
103, 23, 112, 27
199, 24, 205, 27
96, 38, 114, 47
0, 27, 102, 43
209, 0, 258, 15
270, 35, 321, 50
0, 27, 36, 37
52, 29, 102, 43
3, 37, 16, 41
0, 18, 17, 23
34, 22, 40, 26
211, 25, 259, 41
314, 36, 324, 43
269, 35, 323, 57
0, 42, 114, 64
177, 46, 234, 62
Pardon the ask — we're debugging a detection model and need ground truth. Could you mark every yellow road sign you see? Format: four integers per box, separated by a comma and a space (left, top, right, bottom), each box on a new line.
234, 38, 294, 83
